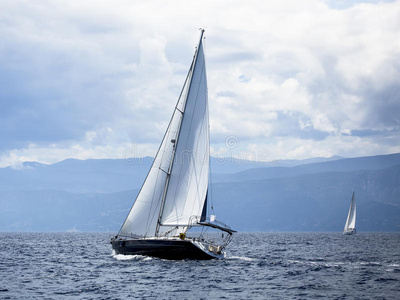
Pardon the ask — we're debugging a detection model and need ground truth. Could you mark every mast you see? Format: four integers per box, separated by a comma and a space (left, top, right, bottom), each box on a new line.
155, 29, 206, 236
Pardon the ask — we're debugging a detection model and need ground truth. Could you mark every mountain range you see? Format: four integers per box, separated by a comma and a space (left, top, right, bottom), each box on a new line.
0, 153, 399, 232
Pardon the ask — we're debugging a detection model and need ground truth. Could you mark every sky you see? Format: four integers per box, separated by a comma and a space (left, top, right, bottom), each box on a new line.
1, 0, 399, 167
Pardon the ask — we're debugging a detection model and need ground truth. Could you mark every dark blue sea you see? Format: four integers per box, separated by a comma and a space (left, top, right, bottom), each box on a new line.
1, 232, 399, 299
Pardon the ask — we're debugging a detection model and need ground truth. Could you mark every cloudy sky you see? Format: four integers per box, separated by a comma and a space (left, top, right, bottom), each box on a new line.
1, 0, 399, 167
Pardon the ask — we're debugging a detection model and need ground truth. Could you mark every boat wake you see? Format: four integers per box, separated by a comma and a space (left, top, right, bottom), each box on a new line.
112, 250, 153, 261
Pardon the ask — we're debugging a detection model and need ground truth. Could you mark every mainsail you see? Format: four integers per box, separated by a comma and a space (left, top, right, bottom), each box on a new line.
118, 30, 209, 238
344, 192, 356, 232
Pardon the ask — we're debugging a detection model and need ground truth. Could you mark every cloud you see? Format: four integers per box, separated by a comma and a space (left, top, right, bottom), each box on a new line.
0, 0, 399, 167
0, 1, 132, 149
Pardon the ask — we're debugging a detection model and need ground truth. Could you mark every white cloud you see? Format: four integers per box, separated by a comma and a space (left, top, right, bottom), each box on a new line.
0, 0, 399, 167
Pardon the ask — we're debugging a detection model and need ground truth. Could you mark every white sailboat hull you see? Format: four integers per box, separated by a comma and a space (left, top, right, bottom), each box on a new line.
343, 192, 356, 235
343, 229, 356, 235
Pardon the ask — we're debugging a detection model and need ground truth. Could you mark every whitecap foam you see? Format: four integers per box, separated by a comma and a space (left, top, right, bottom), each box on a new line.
111, 250, 152, 261
227, 255, 255, 261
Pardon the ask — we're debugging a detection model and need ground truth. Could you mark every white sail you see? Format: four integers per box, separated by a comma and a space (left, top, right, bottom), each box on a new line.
344, 192, 356, 232
160, 35, 209, 230
118, 31, 207, 238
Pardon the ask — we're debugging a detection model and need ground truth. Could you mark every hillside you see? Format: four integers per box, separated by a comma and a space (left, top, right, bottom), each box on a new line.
214, 165, 400, 232
0, 153, 399, 232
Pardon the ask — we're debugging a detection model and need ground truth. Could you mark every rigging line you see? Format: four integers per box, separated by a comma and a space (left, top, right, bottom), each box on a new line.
158, 167, 169, 175
208, 153, 214, 212
206, 94, 214, 212
202, 28, 207, 59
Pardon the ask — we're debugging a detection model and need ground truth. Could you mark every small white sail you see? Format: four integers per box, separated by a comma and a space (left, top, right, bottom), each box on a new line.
343, 192, 356, 233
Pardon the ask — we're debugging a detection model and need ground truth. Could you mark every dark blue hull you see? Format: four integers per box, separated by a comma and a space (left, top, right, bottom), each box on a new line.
112, 238, 219, 260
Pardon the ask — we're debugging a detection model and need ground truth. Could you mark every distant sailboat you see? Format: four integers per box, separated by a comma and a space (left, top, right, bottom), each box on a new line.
343, 192, 356, 235
111, 29, 235, 260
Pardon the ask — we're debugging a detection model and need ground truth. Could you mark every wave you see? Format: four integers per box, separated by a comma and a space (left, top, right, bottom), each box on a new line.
111, 250, 153, 261
227, 255, 255, 261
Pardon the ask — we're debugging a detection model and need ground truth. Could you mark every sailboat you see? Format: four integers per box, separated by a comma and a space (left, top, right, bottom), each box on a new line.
343, 191, 356, 235
111, 29, 235, 260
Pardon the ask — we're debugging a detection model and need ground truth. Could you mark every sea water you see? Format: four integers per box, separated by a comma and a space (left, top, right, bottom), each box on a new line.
0, 232, 399, 299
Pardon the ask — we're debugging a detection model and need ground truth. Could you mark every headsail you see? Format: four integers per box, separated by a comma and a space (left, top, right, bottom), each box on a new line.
159, 30, 209, 230
344, 192, 356, 232
118, 30, 208, 238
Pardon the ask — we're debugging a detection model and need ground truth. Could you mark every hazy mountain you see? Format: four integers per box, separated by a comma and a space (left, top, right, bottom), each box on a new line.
0, 153, 399, 232
0, 189, 137, 232
214, 164, 400, 232
0, 157, 153, 193
0, 155, 344, 193
213, 153, 400, 183
209, 155, 344, 174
